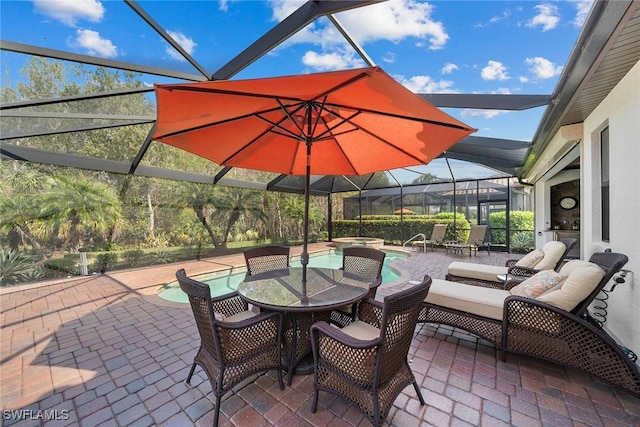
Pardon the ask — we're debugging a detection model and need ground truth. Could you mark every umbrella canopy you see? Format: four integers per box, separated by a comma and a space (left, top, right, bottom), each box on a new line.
152, 66, 475, 283
394, 208, 416, 215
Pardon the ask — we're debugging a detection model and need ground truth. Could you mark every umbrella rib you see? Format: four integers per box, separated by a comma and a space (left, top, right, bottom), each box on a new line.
323, 101, 474, 131
159, 85, 312, 104
220, 99, 309, 166
313, 71, 370, 100
154, 104, 294, 139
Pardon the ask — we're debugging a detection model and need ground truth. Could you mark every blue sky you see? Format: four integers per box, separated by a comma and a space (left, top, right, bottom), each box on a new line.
1, 0, 594, 179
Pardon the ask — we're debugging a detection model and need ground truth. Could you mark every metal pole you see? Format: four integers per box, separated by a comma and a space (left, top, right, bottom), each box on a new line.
301, 139, 311, 286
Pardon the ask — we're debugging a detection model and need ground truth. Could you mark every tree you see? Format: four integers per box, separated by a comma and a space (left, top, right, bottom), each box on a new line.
36, 172, 123, 252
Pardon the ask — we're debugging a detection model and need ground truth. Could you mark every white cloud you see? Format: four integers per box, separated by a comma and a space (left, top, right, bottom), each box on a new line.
301, 51, 365, 71
73, 29, 116, 58
268, 0, 305, 22
166, 31, 197, 62
481, 61, 509, 81
526, 56, 563, 79
519, 76, 530, 83
571, 0, 594, 27
493, 87, 513, 95
395, 75, 456, 94
526, 4, 560, 32
33, 0, 105, 27
476, 9, 512, 28
441, 62, 459, 75
460, 109, 507, 119
337, 0, 449, 50
490, 9, 512, 24
267, 0, 450, 62
382, 52, 396, 64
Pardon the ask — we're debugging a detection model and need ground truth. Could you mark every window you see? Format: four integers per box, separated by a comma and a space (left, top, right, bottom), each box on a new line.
600, 127, 610, 242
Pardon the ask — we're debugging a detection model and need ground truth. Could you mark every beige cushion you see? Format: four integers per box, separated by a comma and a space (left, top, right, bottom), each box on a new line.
514, 249, 544, 268
536, 260, 593, 298
341, 320, 380, 340
558, 259, 593, 276
536, 263, 605, 311
447, 262, 507, 283
510, 270, 566, 298
534, 241, 567, 270
222, 310, 257, 323
425, 279, 509, 320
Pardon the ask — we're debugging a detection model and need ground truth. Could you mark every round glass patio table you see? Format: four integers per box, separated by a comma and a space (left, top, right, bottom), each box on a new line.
237, 267, 371, 384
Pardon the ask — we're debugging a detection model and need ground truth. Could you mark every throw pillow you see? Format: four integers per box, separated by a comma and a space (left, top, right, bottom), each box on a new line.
509, 270, 566, 298
514, 249, 544, 268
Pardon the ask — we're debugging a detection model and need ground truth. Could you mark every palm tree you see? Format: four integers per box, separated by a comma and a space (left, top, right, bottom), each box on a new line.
37, 172, 123, 252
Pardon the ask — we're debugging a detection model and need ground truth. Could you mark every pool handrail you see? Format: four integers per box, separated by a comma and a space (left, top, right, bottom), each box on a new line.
403, 233, 426, 252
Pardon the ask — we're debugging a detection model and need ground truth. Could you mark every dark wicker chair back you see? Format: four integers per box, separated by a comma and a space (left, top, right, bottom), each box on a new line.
243, 245, 290, 276
342, 246, 385, 294
177, 269, 223, 362
374, 277, 432, 386
311, 276, 432, 427
176, 269, 284, 426
555, 237, 578, 267
329, 247, 385, 328
572, 252, 628, 316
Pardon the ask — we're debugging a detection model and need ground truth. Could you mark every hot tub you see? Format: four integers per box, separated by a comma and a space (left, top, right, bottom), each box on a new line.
332, 237, 385, 252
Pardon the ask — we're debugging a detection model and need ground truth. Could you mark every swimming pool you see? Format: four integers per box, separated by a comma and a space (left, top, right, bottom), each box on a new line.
158, 250, 407, 303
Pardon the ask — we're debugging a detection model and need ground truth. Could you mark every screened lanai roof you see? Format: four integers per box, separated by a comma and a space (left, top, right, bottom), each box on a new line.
1, 1, 637, 195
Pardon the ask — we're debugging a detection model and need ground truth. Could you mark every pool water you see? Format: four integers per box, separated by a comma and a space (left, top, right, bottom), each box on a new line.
158, 250, 406, 303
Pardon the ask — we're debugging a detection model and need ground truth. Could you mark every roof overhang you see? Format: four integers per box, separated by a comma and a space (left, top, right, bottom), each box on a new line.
520, 1, 640, 183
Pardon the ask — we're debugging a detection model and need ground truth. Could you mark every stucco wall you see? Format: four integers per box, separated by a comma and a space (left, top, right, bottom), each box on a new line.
582, 60, 640, 355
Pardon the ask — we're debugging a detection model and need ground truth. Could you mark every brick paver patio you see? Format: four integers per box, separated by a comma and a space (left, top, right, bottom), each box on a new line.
1, 243, 639, 426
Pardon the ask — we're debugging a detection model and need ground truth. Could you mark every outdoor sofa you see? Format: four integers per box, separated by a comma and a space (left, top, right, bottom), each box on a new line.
418, 252, 640, 397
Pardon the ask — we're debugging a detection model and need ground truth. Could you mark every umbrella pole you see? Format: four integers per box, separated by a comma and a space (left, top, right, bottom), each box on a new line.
301, 140, 311, 287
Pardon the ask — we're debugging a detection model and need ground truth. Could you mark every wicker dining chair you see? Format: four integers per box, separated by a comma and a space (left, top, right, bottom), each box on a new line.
243, 245, 290, 277
311, 276, 432, 427
176, 269, 284, 427
330, 247, 386, 328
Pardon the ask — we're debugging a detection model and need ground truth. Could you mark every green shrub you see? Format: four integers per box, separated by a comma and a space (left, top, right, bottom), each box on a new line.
489, 211, 534, 245
122, 249, 145, 267
332, 213, 469, 245
21, 266, 47, 282
44, 257, 78, 275
151, 250, 173, 264
0, 249, 36, 285
510, 231, 535, 253
94, 252, 119, 273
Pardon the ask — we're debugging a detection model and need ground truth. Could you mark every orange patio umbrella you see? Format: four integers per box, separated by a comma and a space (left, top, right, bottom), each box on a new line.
152, 66, 475, 283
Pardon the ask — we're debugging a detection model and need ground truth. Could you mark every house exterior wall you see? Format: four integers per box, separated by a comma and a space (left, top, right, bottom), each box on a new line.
533, 60, 640, 356
581, 59, 640, 355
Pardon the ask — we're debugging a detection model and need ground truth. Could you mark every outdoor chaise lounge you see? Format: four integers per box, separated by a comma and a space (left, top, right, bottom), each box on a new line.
418, 252, 640, 397
411, 223, 448, 251
444, 224, 488, 256
445, 238, 577, 289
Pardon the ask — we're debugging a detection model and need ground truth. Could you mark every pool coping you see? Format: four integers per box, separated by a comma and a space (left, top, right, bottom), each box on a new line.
154, 245, 413, 305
